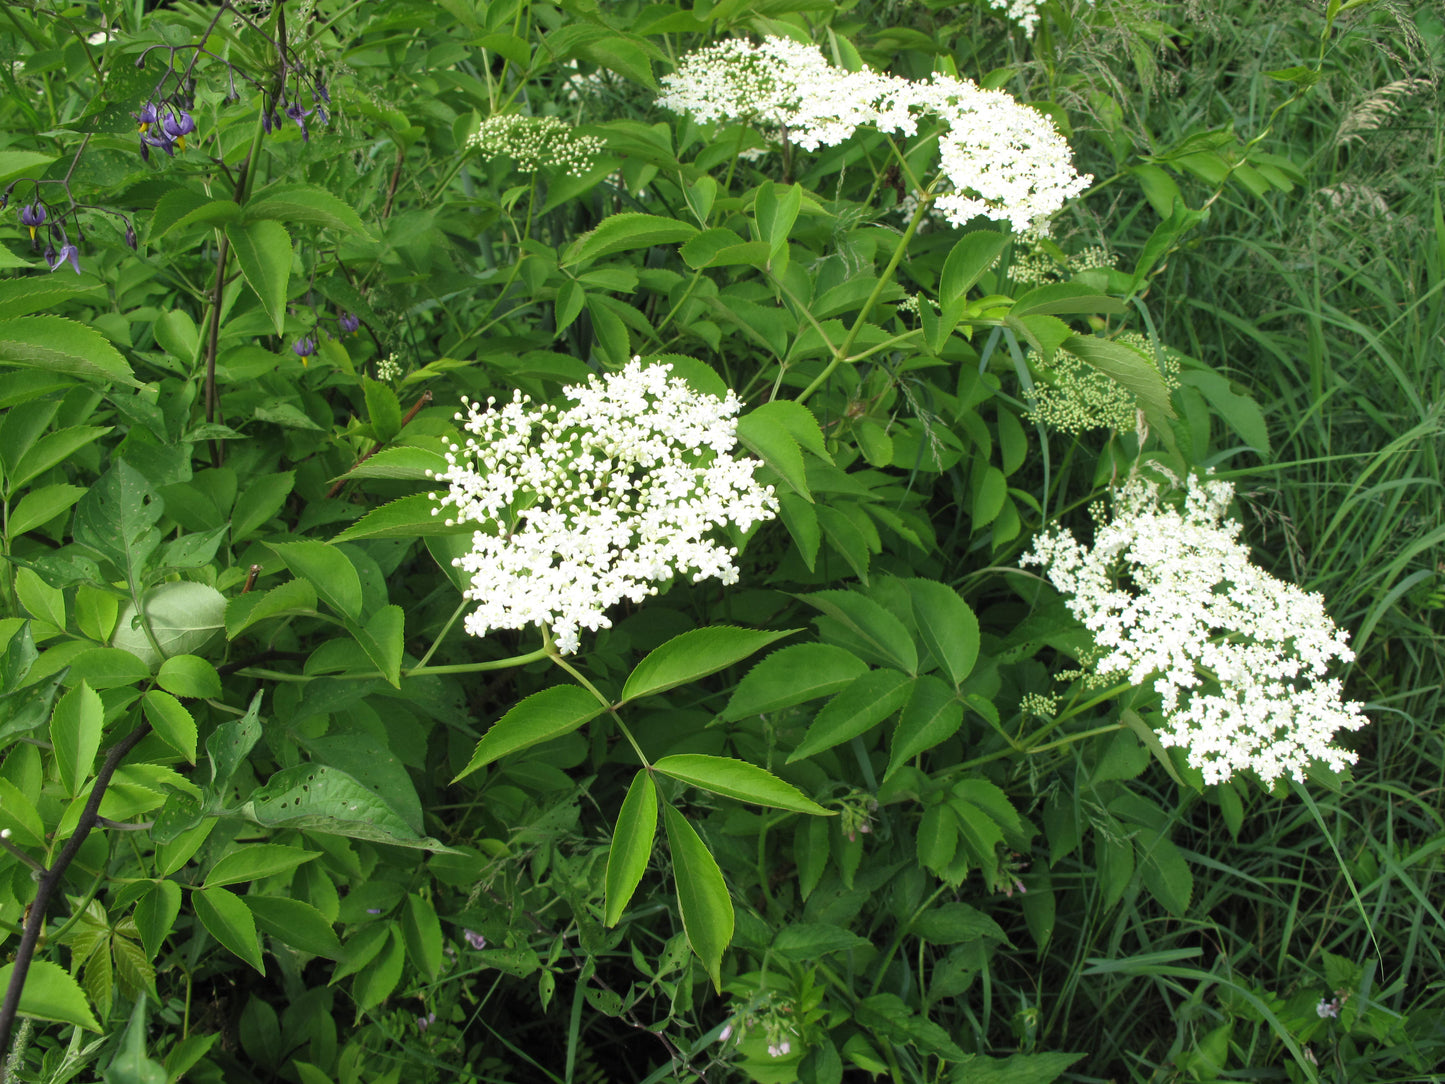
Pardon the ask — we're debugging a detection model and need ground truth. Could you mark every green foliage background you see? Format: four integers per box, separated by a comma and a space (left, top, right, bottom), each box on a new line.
0, 0, 1442, 1082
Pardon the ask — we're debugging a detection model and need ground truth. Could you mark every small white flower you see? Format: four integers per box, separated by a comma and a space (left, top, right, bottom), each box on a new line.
1021, 471, 1367, 785
1316, 997, 1341, 1019
467, 114, 604, 177
718, 1023, 733, 1042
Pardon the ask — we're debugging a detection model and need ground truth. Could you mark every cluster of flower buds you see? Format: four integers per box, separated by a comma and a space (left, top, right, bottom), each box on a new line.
261, 79, 331, 143
4, 184, 138, 275
133, 98, 198, 161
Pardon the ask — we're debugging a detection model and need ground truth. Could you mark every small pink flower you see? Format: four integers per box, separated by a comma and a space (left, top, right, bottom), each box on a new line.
463, 928, 487, 950
718, 1024, 733, 1042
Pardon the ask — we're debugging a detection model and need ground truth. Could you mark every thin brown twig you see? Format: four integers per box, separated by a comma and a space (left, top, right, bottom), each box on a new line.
0, 724, 152, 1077
325, 389, 432, 499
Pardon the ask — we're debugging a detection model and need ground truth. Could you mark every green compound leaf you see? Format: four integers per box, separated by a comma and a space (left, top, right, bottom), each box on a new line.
266, 540, 363, 622
156, 655, 222, 699
904, 578, 980, 687
245, 763, 452, 851
0, 959, 100, 1031
244, 896, 344, 960
113, 582, 227, 670
888, 675, 965, 780
454, 685, 604, 781
620, 626, 798, 703
788, 669, 913, 763
565, 212, 697, 266
74, 460, 163, 591
225, 219, 292, 336
246, 182, 373, 237
141, 691, 197, 763
798, 589, 918, 674
193, 887, 265, 974
663, 803, 733, 991
203, 844, 319, 889
722, 643, 868, 720
331, 493, 471, 542
655, 754, 832, 815
50, 681, 102, 798
0, 315, 140, 385
605, 771, 658, 927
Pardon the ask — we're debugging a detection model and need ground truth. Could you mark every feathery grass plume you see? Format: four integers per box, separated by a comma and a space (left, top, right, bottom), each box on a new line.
467, 114, 605, 176
1334, 77, 1432, 148
1022, 470, 1367, 785
429, 359, 777, 654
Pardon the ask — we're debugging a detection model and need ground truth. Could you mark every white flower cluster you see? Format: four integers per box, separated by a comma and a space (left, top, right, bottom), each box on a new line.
429, 358, 778, 654
375, 353, 403, 382
466, 114, 605, 177
658, 37, 1090, 231
1026, 332, 1178, 434
985, 0, 1043, 34
1021, 471, 1367, 785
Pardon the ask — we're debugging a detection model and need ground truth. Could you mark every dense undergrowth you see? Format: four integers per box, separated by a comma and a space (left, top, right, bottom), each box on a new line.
0, 1, 1442, 1082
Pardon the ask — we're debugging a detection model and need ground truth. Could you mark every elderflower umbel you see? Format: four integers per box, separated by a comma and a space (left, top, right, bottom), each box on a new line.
467, 115, 605, 177
1021, 471, 1367, 785
657, 37, 1090, 232
429, 358, 777, 654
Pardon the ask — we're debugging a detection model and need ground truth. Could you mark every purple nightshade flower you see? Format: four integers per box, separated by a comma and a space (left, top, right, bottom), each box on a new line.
315, 105, 329, 127
162, 107, 196, 150
141, 130, 176, 159
20, 203, 45, 240
339, 312, 360, 335
285, 101, 312, 142
133, 101, 159, 132
316, 82, 331, 105
292, 337, 317, 365
463, 929, 486, 950
49, 243, 81, 275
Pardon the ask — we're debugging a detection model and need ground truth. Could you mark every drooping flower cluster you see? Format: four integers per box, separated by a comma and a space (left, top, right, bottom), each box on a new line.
1021, 471, 1367, 785
4, 183, 137, 274
1026, 332, 1179, 434
133, 12, 333, 163
467, 115, 605, 177
134, 99, 197, 160
429, 358, 778, 654
657, 37, 1091, 232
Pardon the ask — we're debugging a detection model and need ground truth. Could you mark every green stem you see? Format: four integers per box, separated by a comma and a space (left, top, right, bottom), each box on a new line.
234, 646, 550, 684
796, 182, 937, 405
867, 885, 948, 996
546, 631, 651, 769
413, 599, 469, 670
